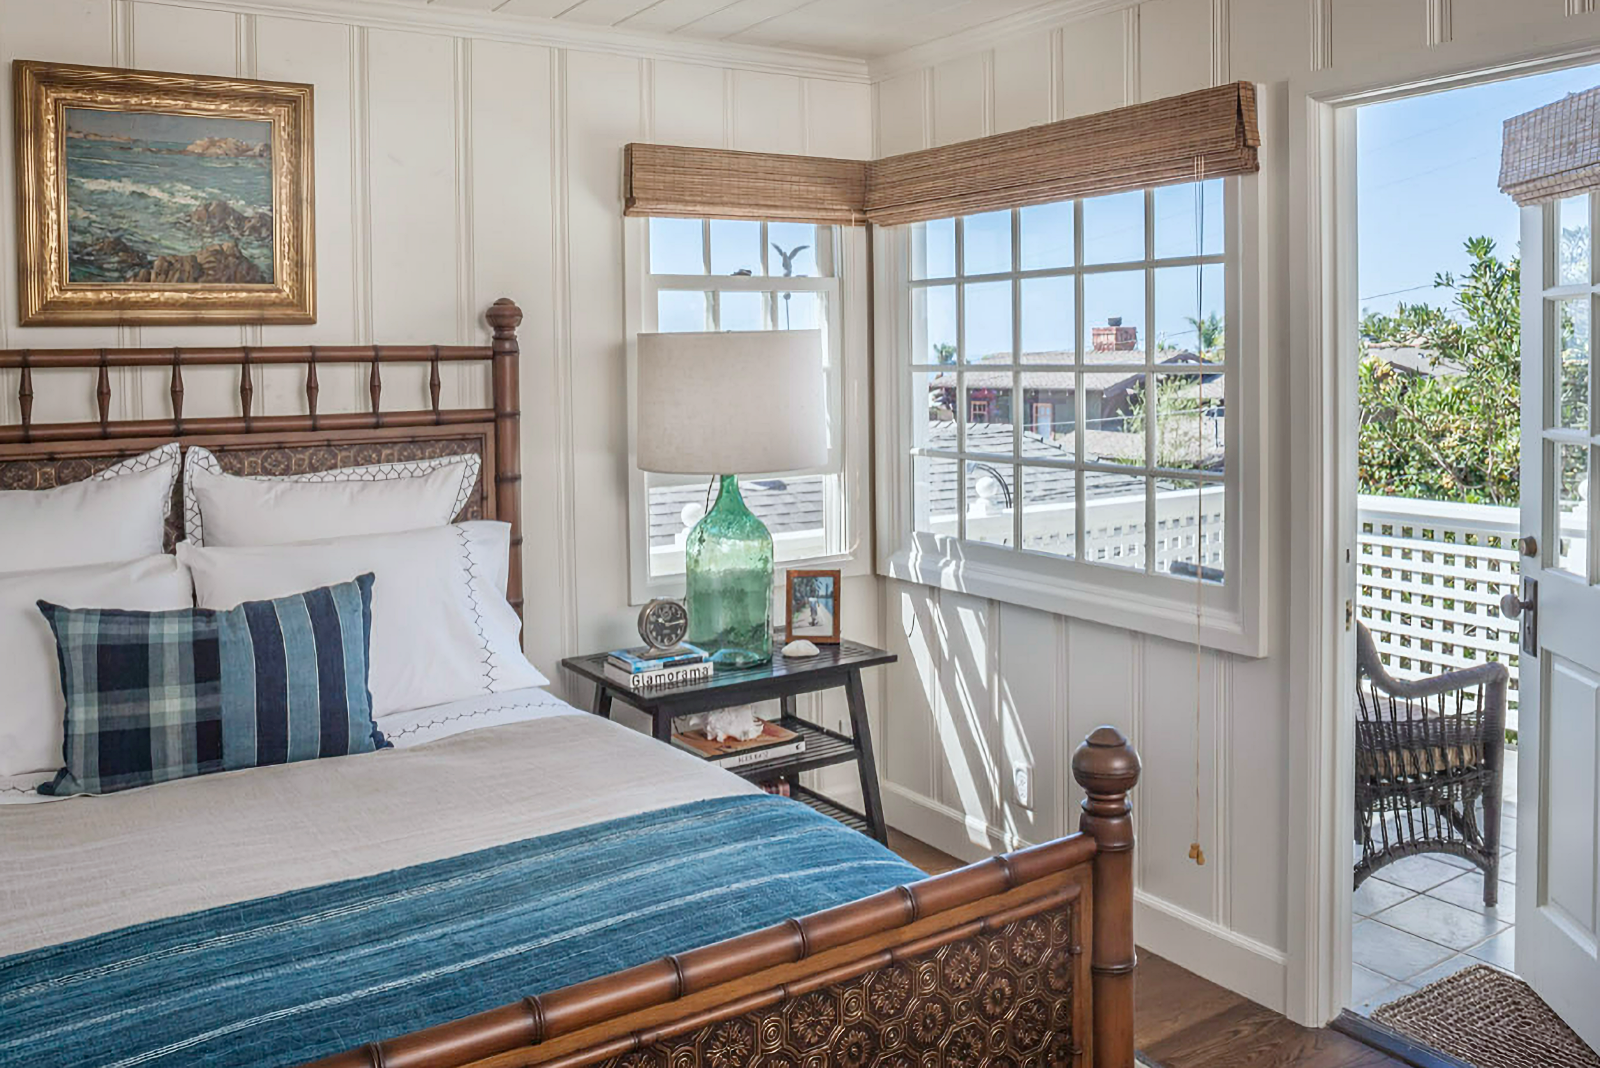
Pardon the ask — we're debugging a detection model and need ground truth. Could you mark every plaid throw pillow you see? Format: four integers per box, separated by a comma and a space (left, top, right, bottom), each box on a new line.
38, 574, 384, 796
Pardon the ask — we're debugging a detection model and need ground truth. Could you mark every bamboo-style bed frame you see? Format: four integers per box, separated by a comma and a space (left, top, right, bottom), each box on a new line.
0, 299, 1140, 1068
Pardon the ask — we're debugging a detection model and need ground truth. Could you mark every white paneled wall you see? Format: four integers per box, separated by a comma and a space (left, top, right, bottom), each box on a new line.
0, 0, 874, 696
869, 0, 1600, 1015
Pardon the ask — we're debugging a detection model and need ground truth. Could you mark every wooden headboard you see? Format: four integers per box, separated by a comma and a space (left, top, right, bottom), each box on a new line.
0, 298, 525, 615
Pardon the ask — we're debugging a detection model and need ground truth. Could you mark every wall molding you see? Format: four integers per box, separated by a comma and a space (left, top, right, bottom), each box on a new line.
1425, 0, 1453, 48
881, 780, 1288, 1013
137, 0, 869, 82
867, 0, 1139, 82
1122, 5, 1141, 107
1135, 890, 1288, 1012
349, 24, 373, 347
1570, 0, 1597, 15
549, 47, 580, 661
113, 1, 141, 362
1211, 0, 1231, 86
453, 35, 475, 369
1309, 0, 1332, 71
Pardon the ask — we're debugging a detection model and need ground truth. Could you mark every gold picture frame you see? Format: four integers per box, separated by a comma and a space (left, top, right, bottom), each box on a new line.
785, 568, 842, 644
13, 60, 315, 325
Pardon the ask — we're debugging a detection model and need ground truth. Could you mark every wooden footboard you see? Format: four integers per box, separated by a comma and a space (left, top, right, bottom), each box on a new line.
307, 727, 1139, 1068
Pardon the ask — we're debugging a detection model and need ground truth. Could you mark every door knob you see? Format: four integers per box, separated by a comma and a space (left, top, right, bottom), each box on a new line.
1518, 535, 1537, 557
1500, 590, 1532, 619
1500, 578, 1538, 655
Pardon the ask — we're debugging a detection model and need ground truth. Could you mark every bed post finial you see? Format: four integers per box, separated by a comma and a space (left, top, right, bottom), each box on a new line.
487, 298, 524, 620
1073, 727, 1140, 1068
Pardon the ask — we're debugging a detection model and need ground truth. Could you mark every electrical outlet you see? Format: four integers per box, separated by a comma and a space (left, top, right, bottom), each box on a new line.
1012, 763, 1033, 810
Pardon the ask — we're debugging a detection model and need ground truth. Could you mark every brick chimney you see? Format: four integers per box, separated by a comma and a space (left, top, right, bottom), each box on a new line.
1091, 316, 1138, 353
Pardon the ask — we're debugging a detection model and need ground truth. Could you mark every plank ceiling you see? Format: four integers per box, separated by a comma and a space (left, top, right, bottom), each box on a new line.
415, 0, 1058, 59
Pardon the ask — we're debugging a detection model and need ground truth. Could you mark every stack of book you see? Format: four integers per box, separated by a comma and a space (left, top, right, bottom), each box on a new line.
603, 644, 712, 691
672, 719, 806, 769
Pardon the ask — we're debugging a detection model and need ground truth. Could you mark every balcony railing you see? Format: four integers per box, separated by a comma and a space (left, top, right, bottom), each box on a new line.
1357, 493, 1522, 730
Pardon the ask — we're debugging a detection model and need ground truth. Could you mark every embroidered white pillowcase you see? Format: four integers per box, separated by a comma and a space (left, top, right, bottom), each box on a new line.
0, 554, 194, 778
0, 443, 180, 574
182, 446, 480, 547
179, 522, 545, 720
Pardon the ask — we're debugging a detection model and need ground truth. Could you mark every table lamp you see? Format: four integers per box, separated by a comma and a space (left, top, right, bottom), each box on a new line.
637, 329, 827, 666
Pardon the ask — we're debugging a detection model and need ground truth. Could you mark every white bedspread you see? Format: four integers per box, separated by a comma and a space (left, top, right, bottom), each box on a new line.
0, 705, 757, 958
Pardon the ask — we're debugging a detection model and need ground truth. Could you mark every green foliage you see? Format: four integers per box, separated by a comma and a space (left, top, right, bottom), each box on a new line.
1185, 312, 1224, 356
1358, 237, 1521, 505
1120, 374, 1219, 468
934, 341, 956, 364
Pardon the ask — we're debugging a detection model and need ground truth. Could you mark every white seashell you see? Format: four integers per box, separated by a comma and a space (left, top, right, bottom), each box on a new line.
703, 706, 765, 742
782, 639, 820, 658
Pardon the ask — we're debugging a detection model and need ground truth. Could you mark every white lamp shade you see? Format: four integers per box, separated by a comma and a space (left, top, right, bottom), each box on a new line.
636, 329, 828, 475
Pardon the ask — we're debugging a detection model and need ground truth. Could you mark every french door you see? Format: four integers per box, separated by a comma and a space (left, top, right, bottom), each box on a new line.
1513, 191, 1600, 1051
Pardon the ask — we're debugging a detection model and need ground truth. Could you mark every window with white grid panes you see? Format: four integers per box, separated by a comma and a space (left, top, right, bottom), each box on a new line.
906, 181, 1230, 583
637, 217, 847, 586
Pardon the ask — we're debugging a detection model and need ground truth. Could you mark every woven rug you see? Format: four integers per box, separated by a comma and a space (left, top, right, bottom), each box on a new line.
1372, 964, 1599, 1068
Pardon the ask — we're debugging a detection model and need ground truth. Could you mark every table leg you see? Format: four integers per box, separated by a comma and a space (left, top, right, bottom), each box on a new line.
844, 669, 888, 844
780, 695, 797, 721
590, 685, 613, 719
653, 712, 675, 743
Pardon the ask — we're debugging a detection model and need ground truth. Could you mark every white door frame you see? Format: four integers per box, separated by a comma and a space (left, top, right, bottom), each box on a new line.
1285, 26, 1600, 1028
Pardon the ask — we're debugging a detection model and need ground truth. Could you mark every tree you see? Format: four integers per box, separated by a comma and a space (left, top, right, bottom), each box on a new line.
1120, 374, 1220, 468
933, 341, 956, 364
1185, 312, 1224, 357
1358, 237, 1521, 505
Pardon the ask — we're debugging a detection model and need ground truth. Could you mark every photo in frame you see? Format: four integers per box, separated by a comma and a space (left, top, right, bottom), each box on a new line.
13, 61, 315, 325
785, 568, 841, 644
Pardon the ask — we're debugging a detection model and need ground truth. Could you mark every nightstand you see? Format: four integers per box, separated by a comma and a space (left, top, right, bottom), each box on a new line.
559, 640, 896, 843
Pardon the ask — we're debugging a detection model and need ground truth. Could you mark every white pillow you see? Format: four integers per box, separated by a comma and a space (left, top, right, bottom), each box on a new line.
179, 522, 545, 719
182, 446, 481, 547
0, 443, 180, 574
0, 554, 194, 777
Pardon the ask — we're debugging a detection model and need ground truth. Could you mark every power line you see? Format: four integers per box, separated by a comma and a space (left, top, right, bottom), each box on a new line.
1360, 282, 1437, 302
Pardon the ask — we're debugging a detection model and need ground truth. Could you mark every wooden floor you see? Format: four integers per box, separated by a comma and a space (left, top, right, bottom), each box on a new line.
888, 832, 1403, 1068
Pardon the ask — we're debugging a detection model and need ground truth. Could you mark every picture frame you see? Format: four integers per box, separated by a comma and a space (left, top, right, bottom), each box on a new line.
785, 568, 841, 644
13, 60, 315, 325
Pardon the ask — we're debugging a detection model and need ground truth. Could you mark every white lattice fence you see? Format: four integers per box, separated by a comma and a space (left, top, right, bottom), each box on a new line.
1357, 494, 1521, 730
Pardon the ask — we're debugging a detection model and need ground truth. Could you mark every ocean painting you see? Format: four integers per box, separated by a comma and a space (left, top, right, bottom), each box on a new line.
64, 108, 273, 285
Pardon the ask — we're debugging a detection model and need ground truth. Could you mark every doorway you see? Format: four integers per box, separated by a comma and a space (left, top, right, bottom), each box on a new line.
1336, 60, 1600, 1056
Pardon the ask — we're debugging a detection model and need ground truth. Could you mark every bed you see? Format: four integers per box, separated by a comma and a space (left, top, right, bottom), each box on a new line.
0, 300, 1141, 1068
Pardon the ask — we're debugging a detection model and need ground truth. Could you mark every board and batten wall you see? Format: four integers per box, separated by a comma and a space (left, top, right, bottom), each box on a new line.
867, 0, 1599, 1014
0, 0, 878, 715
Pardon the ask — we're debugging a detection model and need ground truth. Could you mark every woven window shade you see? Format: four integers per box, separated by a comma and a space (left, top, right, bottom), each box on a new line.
864, 82, 1260, 226
624, 83, 1259, 227
624, 143, 868, 224
1500, 85, 1600, 206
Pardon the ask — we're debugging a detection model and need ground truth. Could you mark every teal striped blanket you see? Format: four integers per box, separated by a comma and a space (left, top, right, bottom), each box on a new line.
0, 794, 924, 1068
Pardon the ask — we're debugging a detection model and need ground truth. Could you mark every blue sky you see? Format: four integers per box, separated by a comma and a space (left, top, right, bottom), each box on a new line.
65, 107, 268, 145
1357, 62, 1600, 318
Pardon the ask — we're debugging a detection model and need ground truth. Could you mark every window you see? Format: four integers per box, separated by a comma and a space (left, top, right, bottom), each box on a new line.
879, 177, 1264, 654
627, 216, 861, 603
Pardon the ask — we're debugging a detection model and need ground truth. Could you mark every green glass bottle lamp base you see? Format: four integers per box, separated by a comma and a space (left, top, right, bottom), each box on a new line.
685, 475, 773, 667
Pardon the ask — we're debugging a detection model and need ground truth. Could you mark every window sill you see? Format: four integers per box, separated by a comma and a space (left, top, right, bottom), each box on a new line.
632, 549, 871, 608
879, 543, 1264, 657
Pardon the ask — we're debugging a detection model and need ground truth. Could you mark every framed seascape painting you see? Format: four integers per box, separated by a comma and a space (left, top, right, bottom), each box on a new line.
13, 61, 314, 325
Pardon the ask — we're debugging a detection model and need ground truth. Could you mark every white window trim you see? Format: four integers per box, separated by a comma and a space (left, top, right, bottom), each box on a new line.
873, 175, 1269, 657
624, 216, 873, 606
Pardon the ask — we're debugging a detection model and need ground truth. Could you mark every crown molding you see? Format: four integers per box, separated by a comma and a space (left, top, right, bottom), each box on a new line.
143, 0, 871, 81
866, 0, 1139, 82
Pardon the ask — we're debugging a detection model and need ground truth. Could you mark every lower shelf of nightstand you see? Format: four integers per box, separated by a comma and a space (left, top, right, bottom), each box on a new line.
789, 785, 874, 836
722, 716, 860, 782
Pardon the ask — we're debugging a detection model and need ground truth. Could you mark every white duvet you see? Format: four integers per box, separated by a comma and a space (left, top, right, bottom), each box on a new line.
0, 694, 757, 958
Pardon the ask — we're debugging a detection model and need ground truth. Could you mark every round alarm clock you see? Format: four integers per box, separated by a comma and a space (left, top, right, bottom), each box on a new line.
637, 598, 690, 652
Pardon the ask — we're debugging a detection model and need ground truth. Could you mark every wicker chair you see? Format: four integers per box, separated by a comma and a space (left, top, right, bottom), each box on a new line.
1354, 623, 1508, 906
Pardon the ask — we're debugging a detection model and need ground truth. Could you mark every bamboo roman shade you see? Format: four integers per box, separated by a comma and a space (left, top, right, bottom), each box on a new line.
624, 82, 1260, 227
866, 82, 1260, 225
1500, 85, 1600, 206
624, 144, 869, 224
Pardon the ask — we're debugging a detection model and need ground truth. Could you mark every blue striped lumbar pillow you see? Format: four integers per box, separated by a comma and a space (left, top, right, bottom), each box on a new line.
37, 574, 384, 796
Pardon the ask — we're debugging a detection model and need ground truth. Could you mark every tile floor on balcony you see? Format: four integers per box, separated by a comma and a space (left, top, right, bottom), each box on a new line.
1349, 748, 1519, 1016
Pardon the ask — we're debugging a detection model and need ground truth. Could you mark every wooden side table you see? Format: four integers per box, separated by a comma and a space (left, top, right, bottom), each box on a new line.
560, 641, 896, 843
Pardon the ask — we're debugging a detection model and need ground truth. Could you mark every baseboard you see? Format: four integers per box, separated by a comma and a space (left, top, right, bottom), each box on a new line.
1134, 890, 1288, 1013
883, 782, 1289, 1014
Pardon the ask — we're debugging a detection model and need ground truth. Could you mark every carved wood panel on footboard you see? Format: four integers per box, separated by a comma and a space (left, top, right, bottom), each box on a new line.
307, 729, 1141, 1068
